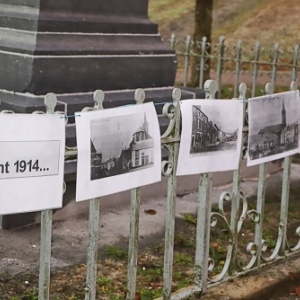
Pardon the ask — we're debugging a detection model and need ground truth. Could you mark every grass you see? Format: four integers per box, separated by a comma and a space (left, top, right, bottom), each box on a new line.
148, 0, 194, 26
104, 246, 127, 260
149, 0, 300, 48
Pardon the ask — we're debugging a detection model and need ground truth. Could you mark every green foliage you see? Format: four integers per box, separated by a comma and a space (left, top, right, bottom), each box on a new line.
175, 277, 192, 290
183, 214, 197, 225
104, 246, 127, 259
138, 265, 163, 282
20, 289, 38, 300
138, 287, 162, 300
173, 253, 193, 266
174, 233, 195, 248
109, 295, 124, 300
260, 228, 277, 249
97, 275, 112, 286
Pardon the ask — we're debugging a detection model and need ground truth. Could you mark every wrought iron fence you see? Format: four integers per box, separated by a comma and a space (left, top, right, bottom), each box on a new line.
1, 79, 299, 300
171, 34, 300, 98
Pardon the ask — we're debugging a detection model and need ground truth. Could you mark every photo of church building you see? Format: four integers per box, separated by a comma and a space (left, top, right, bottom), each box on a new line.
90, 113, 154, 180
248, 92, 299, 161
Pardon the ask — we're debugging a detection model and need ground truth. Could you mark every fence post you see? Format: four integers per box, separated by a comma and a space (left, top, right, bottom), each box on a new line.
233, 40, 242, 98
126, 89, 145, 300
291, 45, 299, 82
270, 43, 280, 93
194, 80, 218, 293
170, 33, 176, 50
251, 42, 261, 98
254, 83, 272, 267
84, 90, 104, 300
38, 93, 57, 300
216, 36, 225, 98
229, 83, 247, 274
279, 81, 297, 256
198, 36, 209, 89
162, 88, 181, 299
183, 35, 192, 87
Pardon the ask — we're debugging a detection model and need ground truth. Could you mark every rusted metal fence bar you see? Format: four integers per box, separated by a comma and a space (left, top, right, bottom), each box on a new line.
251, 42, 261, 98
279, 81, 297, 255
161, 88, 181, 299
194, 80, 218, 293
254, 82, 272, 267
233, 40, 242, 98
229, 83, 247, 274
83, 90, 104, 300
126, 89, 146, 300
37, 93, 58, 300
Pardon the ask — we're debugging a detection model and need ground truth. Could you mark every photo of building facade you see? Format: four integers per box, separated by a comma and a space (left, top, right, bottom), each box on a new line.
249, 97, 299, 160
190, 105, 238, 154
90, 113, 154, 180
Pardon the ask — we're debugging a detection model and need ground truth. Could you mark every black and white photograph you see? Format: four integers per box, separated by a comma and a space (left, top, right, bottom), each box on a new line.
75, 102, 161, 201
90, 113, 154, 180
176, 99, 244, 175
190, 105, 239, 155
247, 90, 300, 166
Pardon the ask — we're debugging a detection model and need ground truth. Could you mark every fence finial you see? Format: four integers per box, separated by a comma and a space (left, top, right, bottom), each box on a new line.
93, 90, 104, 110
134, 88, 145, 104
44, 93, 57, 114
265, 83, 272, 95
290, 81, 297, 91
238, 83, 247, 100
204, 80, 218, 99
172, 88, 181, 105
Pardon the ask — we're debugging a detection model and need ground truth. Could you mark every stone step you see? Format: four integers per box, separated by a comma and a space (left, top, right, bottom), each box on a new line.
0, 87, 204, 126
0, 52, 177, 94
0, 29, 172, 55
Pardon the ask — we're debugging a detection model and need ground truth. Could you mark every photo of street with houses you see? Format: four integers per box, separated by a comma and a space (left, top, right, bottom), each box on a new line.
190, 105, 239, 155
248, 92, 299, 161
90, 113, 154, 180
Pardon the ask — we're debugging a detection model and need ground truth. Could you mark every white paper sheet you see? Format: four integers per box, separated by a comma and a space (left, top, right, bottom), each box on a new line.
176, 99, 244, 175
75, 102, 161, 201
0, 114, 65, 214
247, 91, 300, 166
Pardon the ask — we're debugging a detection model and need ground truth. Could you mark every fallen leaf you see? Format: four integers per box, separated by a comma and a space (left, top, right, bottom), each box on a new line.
295, 286, 300, 296
149, 282, 163, 288
289, 272, 297, 279
212, 243, 219, 249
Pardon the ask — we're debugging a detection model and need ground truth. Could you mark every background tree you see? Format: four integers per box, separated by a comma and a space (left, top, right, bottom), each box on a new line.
191, 0, 213, 87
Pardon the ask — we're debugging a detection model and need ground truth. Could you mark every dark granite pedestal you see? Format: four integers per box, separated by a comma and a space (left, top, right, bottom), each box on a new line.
0, 0, 176, 94
0, 0, 204, 228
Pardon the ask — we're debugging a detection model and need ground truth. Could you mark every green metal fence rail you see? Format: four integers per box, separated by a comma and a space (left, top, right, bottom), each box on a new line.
171, 34, 300, 98
0, 78, 299, 300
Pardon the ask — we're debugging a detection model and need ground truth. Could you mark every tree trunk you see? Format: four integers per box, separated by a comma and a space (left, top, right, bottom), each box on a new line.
191, 0, 213, 88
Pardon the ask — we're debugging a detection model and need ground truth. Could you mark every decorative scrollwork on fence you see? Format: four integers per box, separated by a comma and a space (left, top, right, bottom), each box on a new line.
208, 192, 233, 282
161, 88, 181, 177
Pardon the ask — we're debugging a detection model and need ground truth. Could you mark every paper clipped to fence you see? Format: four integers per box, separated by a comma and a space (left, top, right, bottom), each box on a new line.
0, 114, 65, 214
75, 102, 161, 201
176, 99, 244, 175
247, 90, 300, 167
